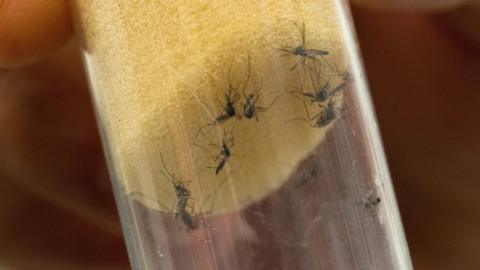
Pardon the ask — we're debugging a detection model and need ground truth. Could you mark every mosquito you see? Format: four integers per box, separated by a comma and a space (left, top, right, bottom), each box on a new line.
213, 83, 242, 125
307, 80, 347, 104
194, 128, 234, 175
160, 155, 197, 231
293, 98, 342, 128
214, 58, 253, 123
280, 22, 329, 71
195, 61, 250, 138
241, 78, 285, 121
294, 64, 348, 102
364, 196, 381, 210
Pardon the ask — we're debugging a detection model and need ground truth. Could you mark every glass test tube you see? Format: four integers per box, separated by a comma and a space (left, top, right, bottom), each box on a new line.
71, 1, 413, 269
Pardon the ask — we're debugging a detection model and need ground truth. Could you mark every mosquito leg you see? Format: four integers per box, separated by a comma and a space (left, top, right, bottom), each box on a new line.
318, 55, 338, 74
301, 22, 306, 46
290, 57, 305, 71
195, 123, 213, 140
199, 127, 219, 147
214, 98, 224, 111
129, 191, 171, 212
288, 117, 317, 128
330, 81, 348, 97
160, 154, 173, 178
302, 56, 318, 72
192, 143, 218, 161
230, 136, 235, 148
292, 21, 306, 47
186, 198, 196, 214
279, 47, 295, 55
295, 92, 316, 120
252, 77, 264, 97
288, 93, 320, 127
257, 91, 288, 112
201, 173, 232, 215
240, 55, 252, 99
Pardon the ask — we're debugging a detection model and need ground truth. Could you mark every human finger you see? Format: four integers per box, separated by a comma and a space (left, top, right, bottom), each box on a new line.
0, 0, 72, 68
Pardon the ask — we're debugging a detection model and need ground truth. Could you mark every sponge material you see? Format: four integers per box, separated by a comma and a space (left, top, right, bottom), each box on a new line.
73, 0, 347, 215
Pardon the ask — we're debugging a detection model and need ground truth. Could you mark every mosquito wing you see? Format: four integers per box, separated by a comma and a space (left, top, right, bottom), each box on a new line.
303, 49, 329, 56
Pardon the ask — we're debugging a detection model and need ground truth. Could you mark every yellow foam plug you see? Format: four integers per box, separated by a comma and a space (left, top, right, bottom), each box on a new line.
73, 0, 347, 215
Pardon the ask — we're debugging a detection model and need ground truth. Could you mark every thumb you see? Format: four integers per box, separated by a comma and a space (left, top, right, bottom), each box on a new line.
0, 0, 72, 68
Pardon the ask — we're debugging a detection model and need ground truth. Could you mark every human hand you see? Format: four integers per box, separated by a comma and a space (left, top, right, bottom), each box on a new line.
0, 1, 128, 269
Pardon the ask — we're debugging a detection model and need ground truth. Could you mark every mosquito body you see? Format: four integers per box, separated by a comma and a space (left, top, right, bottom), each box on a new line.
243, 93, 285, 121
214, 139, 232, 175
239, 76, 284, 121
314, 99, 338, 128
293, 98, 341, 128
292, 46, 329, 59
195, 85, 240, 138
280, 22, 329, 70
294, 79, 330, 104
195, 59, 252, 138
194, 128, 235, 175
172, 182, 193, 222
173, 190, 196, 230
243, 95, 258, 119
214, 57, 252, 124
364, 196, 381, 210
172, 183, 197, 231
291, 63, 350, 104
160, 155, 198, 231
213, 86, 241, 125
307, 81, 347, 104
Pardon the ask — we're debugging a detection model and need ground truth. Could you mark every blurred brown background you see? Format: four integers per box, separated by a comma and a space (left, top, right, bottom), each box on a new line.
0, 3, 479, 270
354, 5, 480, 270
